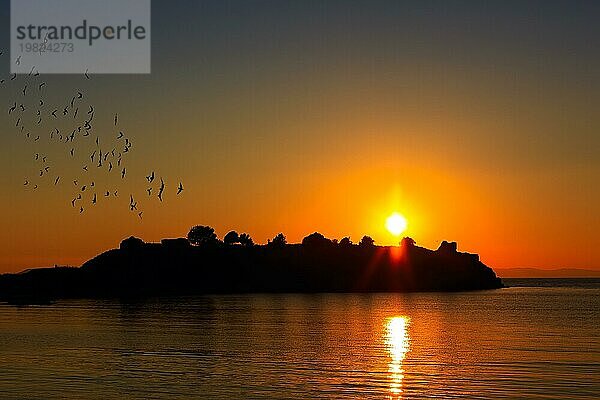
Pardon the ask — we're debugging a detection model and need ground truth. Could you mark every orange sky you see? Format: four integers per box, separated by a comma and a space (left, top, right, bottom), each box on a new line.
0, 1, 599, 273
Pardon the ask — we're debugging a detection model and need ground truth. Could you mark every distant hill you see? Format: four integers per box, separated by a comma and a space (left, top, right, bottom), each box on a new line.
495, 267, 600, 278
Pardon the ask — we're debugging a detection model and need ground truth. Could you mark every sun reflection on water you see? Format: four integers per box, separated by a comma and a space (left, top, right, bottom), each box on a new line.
385, 316, 410, 398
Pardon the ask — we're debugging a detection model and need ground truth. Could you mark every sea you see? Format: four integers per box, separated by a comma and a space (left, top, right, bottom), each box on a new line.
0, 278, 598, 399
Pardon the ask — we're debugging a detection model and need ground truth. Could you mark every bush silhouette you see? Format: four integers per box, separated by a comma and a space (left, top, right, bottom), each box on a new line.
339, 237, 352, 247
270, 233, 287, 248
224, 231, 240, 245
239, 233, 254, 247
359, 235, 375, 247
400, 237, 416, 247
302, 232, 332, 247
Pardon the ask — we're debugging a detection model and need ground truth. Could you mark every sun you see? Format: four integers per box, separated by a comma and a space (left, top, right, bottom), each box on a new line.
386, 212, 408, 236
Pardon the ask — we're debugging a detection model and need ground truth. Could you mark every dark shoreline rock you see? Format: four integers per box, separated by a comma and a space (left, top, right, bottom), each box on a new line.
0, 237, 503, 302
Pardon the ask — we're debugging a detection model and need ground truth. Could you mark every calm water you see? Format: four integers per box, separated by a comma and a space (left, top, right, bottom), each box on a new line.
0, 279, 599, 399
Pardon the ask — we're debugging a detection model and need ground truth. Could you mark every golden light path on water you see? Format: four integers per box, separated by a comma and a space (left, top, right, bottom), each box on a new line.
385, 316, 411, 399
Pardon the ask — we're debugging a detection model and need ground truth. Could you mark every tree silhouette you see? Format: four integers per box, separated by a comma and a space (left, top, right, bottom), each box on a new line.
187, 225, 218, 246
239, 233, 254, 247
224, 231, 240, 245
271, 233, 287, 248
359, 235, 375, 247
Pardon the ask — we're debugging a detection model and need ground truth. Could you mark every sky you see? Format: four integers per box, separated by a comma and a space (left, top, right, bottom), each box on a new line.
0, 0, 599, 273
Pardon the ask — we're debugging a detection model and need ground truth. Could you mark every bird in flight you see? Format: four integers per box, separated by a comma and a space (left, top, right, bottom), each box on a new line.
177, 182, 184, 195
129, 195, 137, 211
158, 178, 165, 202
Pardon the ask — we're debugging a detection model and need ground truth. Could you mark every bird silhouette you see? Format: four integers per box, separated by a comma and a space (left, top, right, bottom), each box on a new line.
177, 182, 184, 195
158, 178, 165, 202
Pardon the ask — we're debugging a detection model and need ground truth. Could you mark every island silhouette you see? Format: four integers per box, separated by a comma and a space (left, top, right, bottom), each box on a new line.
0, 226, 503, 303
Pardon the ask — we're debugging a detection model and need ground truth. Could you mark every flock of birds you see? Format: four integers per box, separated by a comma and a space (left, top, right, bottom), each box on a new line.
1, 50, 184, 219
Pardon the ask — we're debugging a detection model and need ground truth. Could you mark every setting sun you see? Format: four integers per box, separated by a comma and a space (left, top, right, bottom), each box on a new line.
386, 213, 408, 236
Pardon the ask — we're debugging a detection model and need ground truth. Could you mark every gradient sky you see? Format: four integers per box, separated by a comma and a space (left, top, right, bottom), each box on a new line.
0, 0, 599, 273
